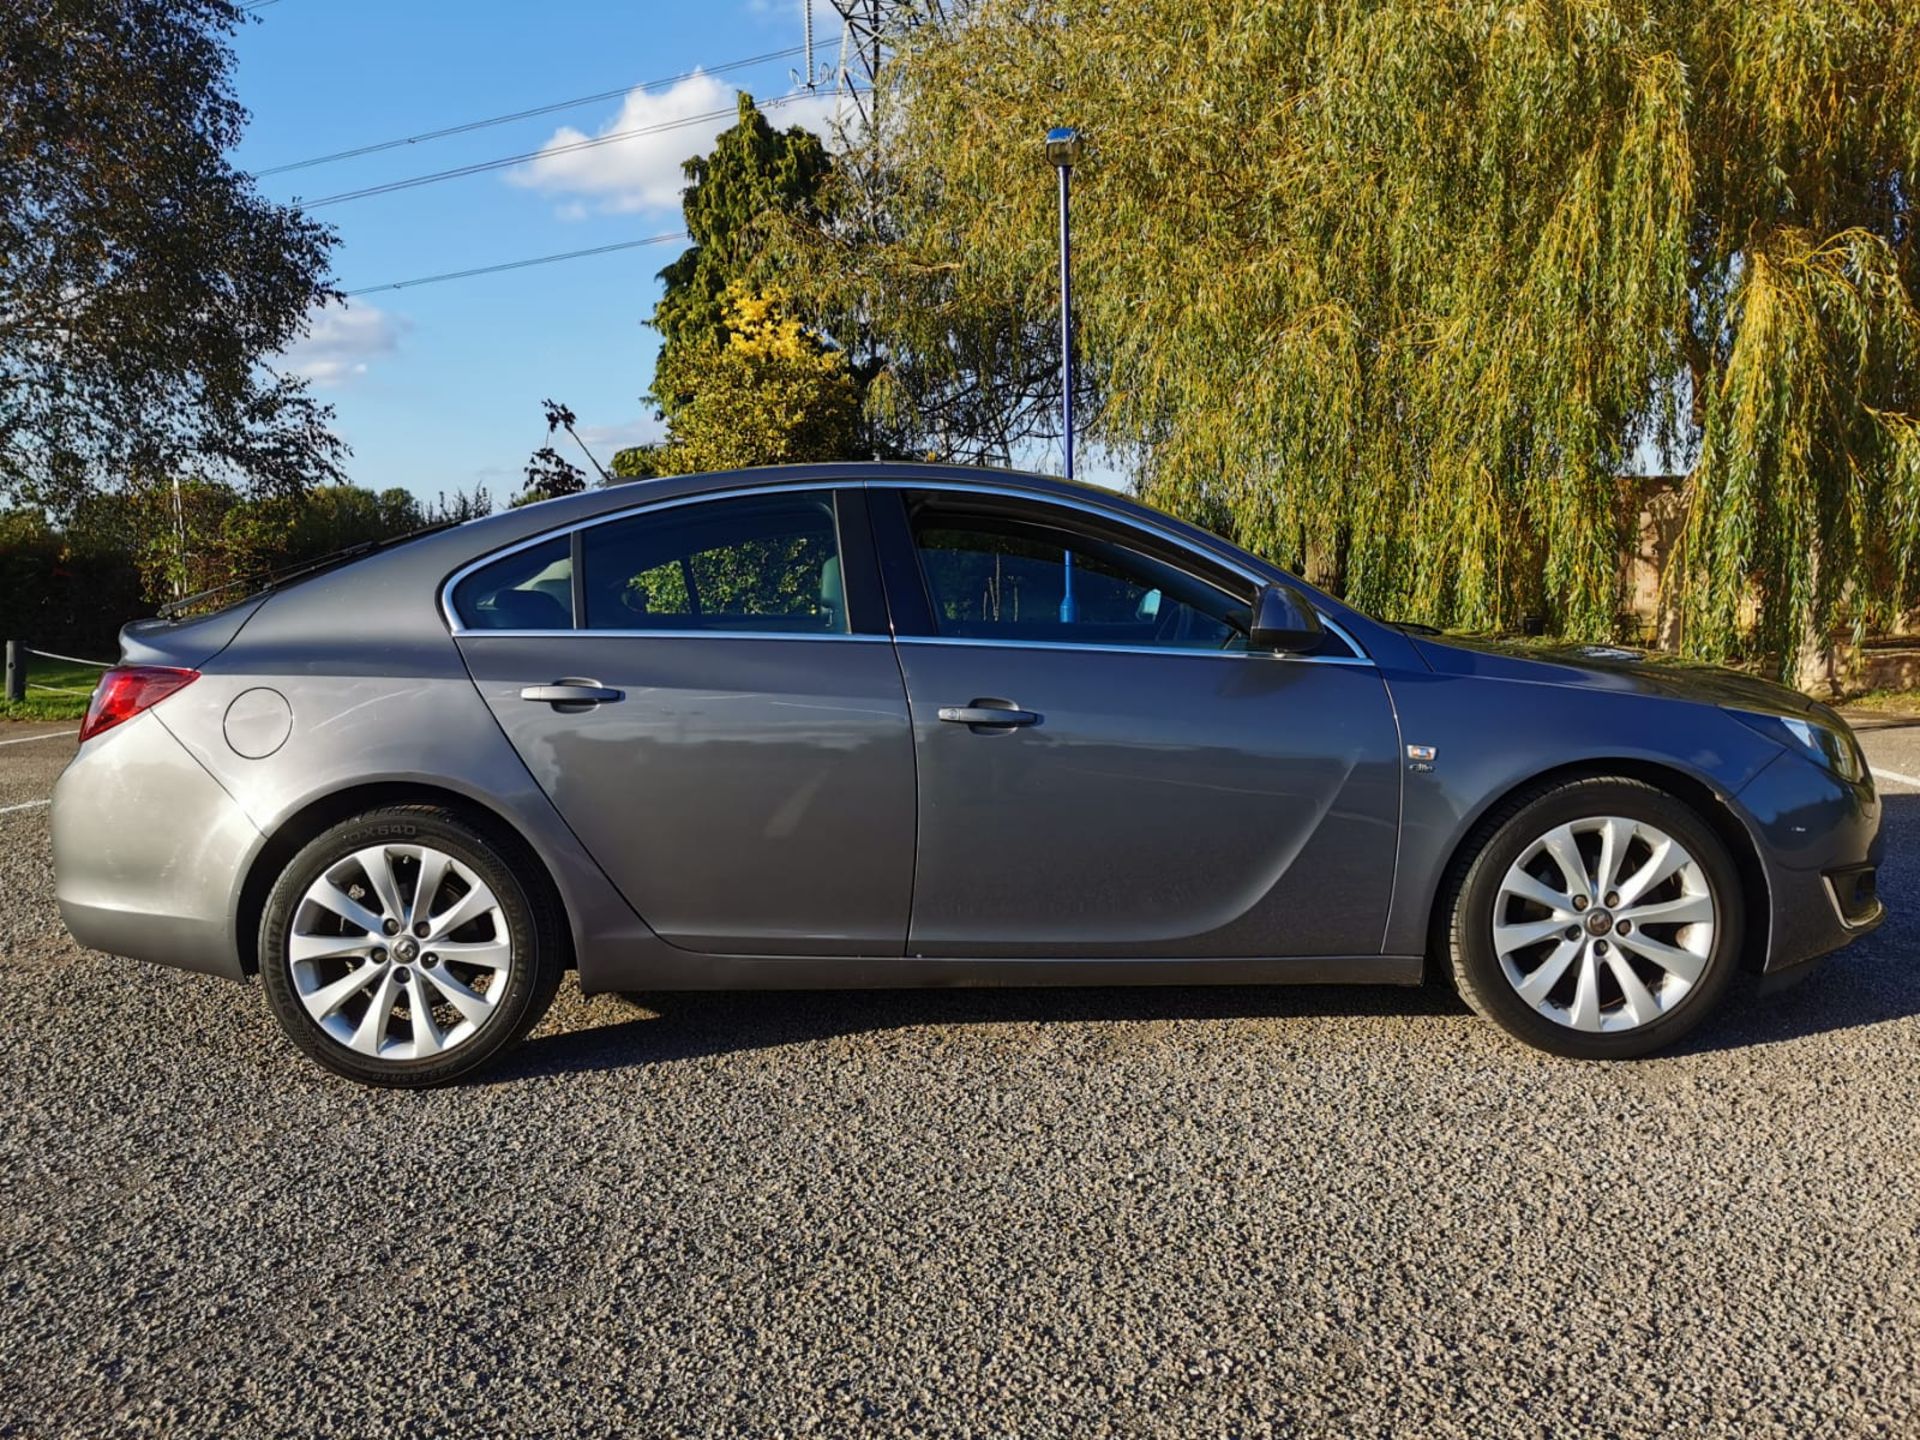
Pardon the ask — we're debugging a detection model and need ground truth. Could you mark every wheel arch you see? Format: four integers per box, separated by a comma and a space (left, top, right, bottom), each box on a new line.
236, 781, 575, 978
1425, 758, 1772, 975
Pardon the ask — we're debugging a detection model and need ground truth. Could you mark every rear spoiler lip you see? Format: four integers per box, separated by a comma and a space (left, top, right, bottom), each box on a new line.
117, 595, 270, 670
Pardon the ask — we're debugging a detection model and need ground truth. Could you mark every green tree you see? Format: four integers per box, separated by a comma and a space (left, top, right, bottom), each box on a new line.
109, 480, 489, 604
0, 506, 143, 655
650, 285, 859, 473
650, 91, 834, 405
610, 444, 664, 480
1, 0, 343, 515
809, 0, 1920, 676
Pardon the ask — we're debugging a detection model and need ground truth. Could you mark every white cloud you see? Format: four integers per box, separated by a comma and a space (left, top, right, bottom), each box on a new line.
280, 299, 403, 387
579, 415, 666, 456
509, 72, 841, 216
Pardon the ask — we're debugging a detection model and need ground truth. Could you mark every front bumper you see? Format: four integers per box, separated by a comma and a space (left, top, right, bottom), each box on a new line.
1734, 749, 1885, 970
52, 712, 260, 980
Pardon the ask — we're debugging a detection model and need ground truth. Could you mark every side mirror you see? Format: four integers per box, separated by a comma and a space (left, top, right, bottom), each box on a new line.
1248, 583, 1324, 654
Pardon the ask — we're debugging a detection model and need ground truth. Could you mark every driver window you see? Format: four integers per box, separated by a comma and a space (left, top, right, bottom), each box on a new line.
907, 502, 1248, 651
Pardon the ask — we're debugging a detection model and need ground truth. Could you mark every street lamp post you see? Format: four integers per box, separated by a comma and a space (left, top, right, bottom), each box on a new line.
1045, 126, 1083, 622
1044, 126, 1083, 481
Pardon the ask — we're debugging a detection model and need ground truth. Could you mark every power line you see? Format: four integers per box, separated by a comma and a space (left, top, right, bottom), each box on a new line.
298, 90, 824, 209
340, 231, 689, 297
256, 45, 808, 178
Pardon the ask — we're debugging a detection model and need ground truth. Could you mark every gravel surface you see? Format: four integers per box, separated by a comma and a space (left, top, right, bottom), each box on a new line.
3, 720, 1918, 1439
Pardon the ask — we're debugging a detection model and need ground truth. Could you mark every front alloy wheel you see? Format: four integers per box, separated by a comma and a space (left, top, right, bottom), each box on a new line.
1446, 778, 1743, 1059
261, 806, 562, 1086
1492, 816, 1716, 1033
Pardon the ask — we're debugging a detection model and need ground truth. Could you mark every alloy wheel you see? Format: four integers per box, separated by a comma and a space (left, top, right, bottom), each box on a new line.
1491, 815, 1717, 1033
287, 843, 513, 1060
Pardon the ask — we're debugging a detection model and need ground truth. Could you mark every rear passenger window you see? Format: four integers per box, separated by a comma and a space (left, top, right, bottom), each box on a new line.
451, 536, 573, 630
581, 491, 849, 634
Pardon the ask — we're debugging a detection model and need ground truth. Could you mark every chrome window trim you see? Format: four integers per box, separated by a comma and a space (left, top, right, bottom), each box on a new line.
438, 475, 1373, 665
454, 629, 893, 644
441, 483, 852, 640
894, 635, 1376, 667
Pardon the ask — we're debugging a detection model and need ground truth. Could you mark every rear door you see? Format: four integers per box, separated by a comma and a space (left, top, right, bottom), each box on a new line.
872, 485, 1402, 959
451, 486, 917, 957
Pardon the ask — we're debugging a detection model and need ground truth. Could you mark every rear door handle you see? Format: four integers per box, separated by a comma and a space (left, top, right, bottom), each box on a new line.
938, 702, 1039, 728
520, 679, 624, 707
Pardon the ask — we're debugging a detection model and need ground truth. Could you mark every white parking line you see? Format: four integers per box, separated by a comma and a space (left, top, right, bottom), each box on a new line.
1871, 766, 1920, 790
0, 731, 72, 747
0, 799, 50, 815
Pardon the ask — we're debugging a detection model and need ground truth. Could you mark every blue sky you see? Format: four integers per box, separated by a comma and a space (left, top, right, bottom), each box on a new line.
234, 0, 845, 505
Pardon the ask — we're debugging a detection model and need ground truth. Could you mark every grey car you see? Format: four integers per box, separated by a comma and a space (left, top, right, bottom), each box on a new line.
52, 463, 1884, 1085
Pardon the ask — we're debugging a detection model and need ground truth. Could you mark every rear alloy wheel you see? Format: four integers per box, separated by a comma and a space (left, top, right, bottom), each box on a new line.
261, 806, 563, 1086
1446, 778, 1743, 1059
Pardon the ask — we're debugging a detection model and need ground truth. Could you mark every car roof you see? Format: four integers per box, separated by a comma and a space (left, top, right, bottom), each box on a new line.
507, 461, 1112, 522
423, 460, 1208, 572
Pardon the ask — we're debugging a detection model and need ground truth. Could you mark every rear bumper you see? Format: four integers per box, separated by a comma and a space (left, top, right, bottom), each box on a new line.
1735, 751, 1886, 971
51, 712, 258, 980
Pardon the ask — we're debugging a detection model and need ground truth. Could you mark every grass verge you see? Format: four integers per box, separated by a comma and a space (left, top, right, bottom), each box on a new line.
1, 659, 102, 723
1834, 688, 1920, 718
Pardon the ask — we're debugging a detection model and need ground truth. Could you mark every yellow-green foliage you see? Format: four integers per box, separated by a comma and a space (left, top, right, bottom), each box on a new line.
803, 0, 1920, 673
651, 285, 860, 474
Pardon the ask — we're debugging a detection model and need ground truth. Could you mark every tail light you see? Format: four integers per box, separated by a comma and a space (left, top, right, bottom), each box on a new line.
79, 666, 199, 744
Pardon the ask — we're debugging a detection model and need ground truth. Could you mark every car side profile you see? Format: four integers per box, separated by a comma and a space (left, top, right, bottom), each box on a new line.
52, 463, 1884, 1085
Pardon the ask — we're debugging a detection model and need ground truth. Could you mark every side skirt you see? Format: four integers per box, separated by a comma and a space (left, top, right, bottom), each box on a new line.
576, 952, 1425, 994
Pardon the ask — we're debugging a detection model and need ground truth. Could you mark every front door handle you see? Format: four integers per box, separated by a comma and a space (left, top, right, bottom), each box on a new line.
520, 679, 624, 708
938, 701, 1040, 728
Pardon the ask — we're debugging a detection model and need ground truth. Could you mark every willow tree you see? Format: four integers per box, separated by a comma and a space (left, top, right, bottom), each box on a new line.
799, 0, 1920, 673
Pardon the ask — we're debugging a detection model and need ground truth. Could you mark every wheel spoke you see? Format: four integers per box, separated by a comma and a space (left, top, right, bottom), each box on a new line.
302, 960, 385, 1020
1540, 825, 1593, 902
1500, 869, 1576, 916
311, 879, 385, 937
1615, 836, 1691, 908
1513, 937, 1582, 1005
1618, 892, 1714, 928
290, 932, 375, 966
1494, 916, 1571, 953
352, 847, 408, 925
1593, 817, 1630, 897
409, 987, 444, 1056
427, 879, 500, 941
420, 965, 493, 1027
1568, 945, 1603, 1031
433, 939, 512, 972
1613, 927, 1706, 985
1605, 949, 1662, 1027
348, 970, 401, 1055
407, 850, 451, 930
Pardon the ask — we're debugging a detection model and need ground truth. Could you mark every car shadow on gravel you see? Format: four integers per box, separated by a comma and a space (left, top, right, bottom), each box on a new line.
481, 983, 1477, 1084
480, 793, 1920, 1083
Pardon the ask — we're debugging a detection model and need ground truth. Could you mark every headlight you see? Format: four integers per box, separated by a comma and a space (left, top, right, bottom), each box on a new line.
1728, 708, 1867, 785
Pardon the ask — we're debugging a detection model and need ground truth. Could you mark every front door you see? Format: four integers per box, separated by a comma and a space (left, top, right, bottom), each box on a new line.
452, 487, 916, 957
872, 487, 1402, 959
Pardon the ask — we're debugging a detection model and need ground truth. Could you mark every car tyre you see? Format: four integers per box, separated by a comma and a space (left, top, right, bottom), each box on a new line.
260, 805, 564, 1087
1442, 777, 1744, 1059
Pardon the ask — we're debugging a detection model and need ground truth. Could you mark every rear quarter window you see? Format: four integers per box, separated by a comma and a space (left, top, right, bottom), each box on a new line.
451, 536, 573, 630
